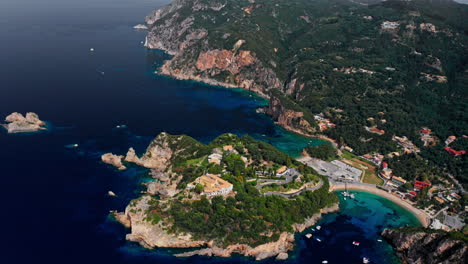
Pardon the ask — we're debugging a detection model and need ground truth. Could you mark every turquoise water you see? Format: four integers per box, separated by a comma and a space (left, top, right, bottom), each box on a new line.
291, 191, 421, 264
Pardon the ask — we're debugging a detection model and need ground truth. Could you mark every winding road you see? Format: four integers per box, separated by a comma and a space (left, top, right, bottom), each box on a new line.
263, 179, 324, 198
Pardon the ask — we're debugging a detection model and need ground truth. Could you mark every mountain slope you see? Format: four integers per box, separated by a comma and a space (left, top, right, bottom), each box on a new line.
142, 0, 468, 186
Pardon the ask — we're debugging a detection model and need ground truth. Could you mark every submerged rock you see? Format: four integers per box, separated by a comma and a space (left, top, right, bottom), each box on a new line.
2, 112, 46, 133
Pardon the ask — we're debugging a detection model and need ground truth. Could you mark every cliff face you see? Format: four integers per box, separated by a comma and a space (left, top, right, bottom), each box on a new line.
261, 97, 316, 136
115, 197, 339, 261
114, 196, 207, 249
382, 229, 467, 264
143, 0, 281, 98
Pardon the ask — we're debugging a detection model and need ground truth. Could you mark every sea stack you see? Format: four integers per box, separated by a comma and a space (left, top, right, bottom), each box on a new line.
101, 153, 126, 170
2, 112, 47, 133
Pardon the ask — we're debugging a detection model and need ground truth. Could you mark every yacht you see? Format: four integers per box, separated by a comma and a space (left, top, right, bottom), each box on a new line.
363, 257, 370, 263
305, 233, 312, 239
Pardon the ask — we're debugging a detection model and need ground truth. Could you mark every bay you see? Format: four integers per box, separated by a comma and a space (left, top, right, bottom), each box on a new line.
0, 1, 418, 263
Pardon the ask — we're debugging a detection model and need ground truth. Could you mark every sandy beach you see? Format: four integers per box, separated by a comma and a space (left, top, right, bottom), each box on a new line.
330, 183, 431, 227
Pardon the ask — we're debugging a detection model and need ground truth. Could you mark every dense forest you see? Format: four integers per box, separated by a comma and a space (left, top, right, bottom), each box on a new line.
146, 0, 467, 186
138, 133, 338, 246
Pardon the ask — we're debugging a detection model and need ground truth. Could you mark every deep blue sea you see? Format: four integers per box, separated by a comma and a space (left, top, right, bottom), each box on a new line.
0, 1, 419, 263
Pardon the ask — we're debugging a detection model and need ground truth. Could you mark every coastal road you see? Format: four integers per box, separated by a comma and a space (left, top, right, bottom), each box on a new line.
263, 179, 324, 198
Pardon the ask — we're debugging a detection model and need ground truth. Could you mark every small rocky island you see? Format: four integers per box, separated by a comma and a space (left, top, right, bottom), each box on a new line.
103, 132, 338, 260
2, 112, 47, 133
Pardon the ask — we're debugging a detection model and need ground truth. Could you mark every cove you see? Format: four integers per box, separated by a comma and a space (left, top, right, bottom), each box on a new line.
0, 0, 419, 263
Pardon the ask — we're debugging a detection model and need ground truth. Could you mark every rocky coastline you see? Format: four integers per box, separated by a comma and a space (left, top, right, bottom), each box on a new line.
141, 0, 319, 136
381, 228, 467, 264
114, 198, 339, 261
2, 112, 47, 133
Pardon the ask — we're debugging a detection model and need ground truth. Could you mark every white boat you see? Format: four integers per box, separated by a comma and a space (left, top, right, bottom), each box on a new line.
363, 257, 370, 263
344, 197, 347, 200
108, 191, 117, 197
316, 225, 321, 230
322, 261, 328, 264
315, 238, 322, 242
90, 48, 94, 52
311, 228, 315, 231
377, 239, 382, 242
350, 193, 355, 199
72, 144, 79, 148
352, 241, 360, 246
305, 233, 312, 239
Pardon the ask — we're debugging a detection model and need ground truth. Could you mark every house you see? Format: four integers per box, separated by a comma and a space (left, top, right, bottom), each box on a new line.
366, 126, 385, 135
450, 193, 461, 200
208, 153, 223, 165
381, 21, 400, 30
192, 174, 233, 197
421, 128, 430, 134
223, 145, 235, 152
444, 147, 466, 156
391, 176, 407, 186
276, 166, 288, 175
379, 168, 392, 180
414, 180, 431, 190
344, 146, 354, 152
445, 136, 457, 146
434, 197, 445, 204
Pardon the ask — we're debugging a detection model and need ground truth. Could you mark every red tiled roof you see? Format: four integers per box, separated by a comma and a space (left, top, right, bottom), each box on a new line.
445, 147, 466, 156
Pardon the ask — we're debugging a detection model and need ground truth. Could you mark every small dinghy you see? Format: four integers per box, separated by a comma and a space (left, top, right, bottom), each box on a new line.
315, 238, 322, 242
377, 239, 382, 242
352, 241, 360, 246
322, 261, 328, 264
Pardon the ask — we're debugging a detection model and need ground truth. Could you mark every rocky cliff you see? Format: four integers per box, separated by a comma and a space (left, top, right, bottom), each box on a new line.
115, 195, 339, 261
114, 196, 207, 249
2, 112, 46, 133
143, 0, 282, 95
141, 0, 326, 135
260, 96, 317, 136
382, 228, 467, 264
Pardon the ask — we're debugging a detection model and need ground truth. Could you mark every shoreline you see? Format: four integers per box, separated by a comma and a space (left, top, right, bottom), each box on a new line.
159, 61, 336, 147
330, 183, 431, 227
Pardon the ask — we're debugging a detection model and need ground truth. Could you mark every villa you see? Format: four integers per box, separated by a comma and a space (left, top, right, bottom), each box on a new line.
191, 174, 233, 197
391, 176, 407, 186
208, 153, 223, 165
